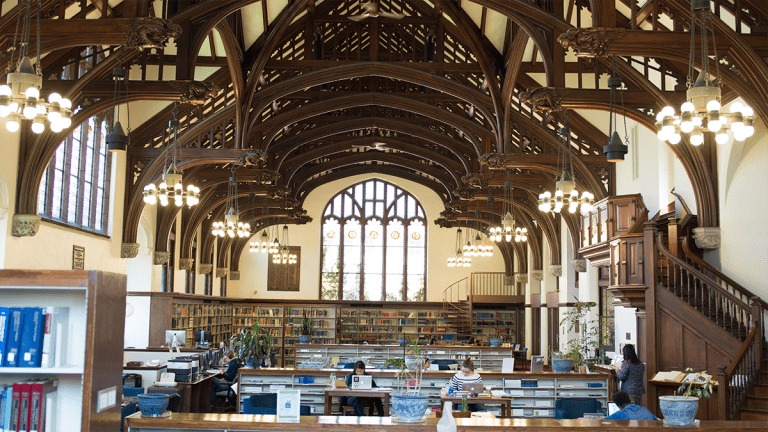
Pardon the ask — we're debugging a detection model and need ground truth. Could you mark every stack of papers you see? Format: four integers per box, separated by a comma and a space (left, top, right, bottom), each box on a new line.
491, 390, 512, 398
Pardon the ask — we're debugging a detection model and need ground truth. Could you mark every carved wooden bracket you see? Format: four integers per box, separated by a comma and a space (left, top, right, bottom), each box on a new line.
168, 81, 221, 105
608, 284, 647, 310
126, 18, 182, 51
557, 27, 626, 57
519, 87, 563, 114
452, 187, 476, 200
268, 184, 291, 199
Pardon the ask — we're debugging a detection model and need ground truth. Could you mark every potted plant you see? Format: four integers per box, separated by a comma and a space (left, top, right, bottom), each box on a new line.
659, 368, 717, 426
299, 310, 314, 344
550, 349, 574, 373
389, 339, 429, 423
230, 322, 273, 368
558, 297, 606, 371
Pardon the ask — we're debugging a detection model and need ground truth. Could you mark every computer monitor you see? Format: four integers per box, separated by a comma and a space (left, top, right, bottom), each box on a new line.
165, 330, 186, 347
608, 402, 620, 416
194, 330, 212, 344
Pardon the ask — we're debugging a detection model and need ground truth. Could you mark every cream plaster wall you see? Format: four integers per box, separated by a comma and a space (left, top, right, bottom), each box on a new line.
235, 173, 506, 302
0, 127, 20, 269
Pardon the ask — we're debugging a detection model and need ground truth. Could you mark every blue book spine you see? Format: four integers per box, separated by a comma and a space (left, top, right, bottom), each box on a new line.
2, 386, 10, 432
19, 308, 44, 368
0, 307, 9, 368
0, 387, 6, 432
5, 308, 23, 367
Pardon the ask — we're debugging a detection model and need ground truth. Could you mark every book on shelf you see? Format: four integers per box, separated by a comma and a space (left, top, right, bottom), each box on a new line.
652, 371, 686, 383
4, 309, 23, 367
3, 380, 56, 432
0, 308, 10, 368
19, 308, 44, 368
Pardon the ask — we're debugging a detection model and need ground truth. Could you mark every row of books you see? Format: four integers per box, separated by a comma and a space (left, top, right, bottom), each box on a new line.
0, 380, 56, 432
0, 308, 68, 368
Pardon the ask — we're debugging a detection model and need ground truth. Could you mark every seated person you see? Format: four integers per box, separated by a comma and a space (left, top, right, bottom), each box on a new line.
211, 350, 239, 403
429, 336, 437, 345
345, 361, 384, 416
423, 357, 432, 370
450, 358, 483, 412
605, 391, 657, 420
466, 336, 481, 346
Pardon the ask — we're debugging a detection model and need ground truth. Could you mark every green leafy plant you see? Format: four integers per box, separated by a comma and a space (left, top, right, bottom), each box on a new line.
559, 297, 608, 366
550, 350, 569, 360
405, 336, 422, 357
230, 322, 273, 364
385, 358, 405, 370
676, 368, 717, 399
300, 310, 315, 336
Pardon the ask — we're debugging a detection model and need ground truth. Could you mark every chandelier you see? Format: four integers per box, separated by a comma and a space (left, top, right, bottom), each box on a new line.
143, 105, 200, 206
447, 226, 470, 268
212, 166, 250, 238
538, 110, 594, 214
465, 203, 492, 258
272, 224, 297, 265
655, 0, 754, 145
250, 202, 271, 253
0, 0, 72, 133
486, 196, 501, 242
499, 171, 527, 243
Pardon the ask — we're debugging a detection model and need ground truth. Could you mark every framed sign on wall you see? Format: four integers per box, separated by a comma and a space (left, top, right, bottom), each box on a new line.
72, 245, 85, 269
268, 246, 301, 291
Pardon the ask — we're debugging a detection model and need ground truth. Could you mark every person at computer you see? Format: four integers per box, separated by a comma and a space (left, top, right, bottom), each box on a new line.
605, 391, 657, 420
211, 350, 239, 406
449, 358, 483, 412
617, 344, 645, 405
345, 361, 385, 416
429, 336, 437, 345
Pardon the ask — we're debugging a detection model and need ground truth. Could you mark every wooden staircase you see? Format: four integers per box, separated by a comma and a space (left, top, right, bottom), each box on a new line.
442, 277, 472, 342
651, 218, 768, 420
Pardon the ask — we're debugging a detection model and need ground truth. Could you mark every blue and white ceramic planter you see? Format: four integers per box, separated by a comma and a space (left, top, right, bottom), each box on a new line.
391, 394, 429, 422
659, 395, 699, 426
551, 358, 574, 373
489, 338, 502, 347
299, 335, 312, 344
137, 393, 169, 417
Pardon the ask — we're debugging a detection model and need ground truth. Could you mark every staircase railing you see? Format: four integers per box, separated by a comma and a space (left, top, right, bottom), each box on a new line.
656, 233, 753, 341
682, 236, 768, 339
442, 277, 469, 304
470, 272, 509, 296
721, 326, 760, 419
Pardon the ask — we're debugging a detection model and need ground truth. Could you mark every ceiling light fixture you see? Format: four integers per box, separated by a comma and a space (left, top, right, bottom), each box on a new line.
273, 223, 296, 265
106, 51, 130, 152
654, 0, 754, 145
0, 0, 72, 134
212, 166, 249, 238
538, 110, 594, 214
500, 170, 527, 243
603, 57, 629, 161
250, 201, 271, 253
142, 104, 200, 207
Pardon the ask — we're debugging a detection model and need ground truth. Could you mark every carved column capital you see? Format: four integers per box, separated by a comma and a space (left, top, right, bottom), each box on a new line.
571, 259, 587, 273
199, 264, 213, 275
11, 214, 41, 237
515, 274, 529, 284
153, 251, 170, 266
178, 258, 194, 271
693, 227, 721, 250
216, 268, 228, 278
549, 265, 563, 277
230, 271, 241, 281
532, 270, 544, 281
121, 243, 141, 258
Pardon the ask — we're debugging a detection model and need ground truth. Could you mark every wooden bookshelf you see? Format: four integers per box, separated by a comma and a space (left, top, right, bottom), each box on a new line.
473, 306, 520, 344
172, 302, 232, 346
340, 305, 455, 344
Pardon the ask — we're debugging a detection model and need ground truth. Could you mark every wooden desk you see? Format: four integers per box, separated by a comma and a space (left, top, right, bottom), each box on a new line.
125, 412, 768, 431
147, 375, 214, 413
440, 395, 513, 418
323, 389, 391, 416
592, 364, 618, 397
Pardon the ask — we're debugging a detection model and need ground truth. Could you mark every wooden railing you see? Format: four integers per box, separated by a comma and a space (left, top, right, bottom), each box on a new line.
721, 326, 760, 419
682, 236, 768, 339
470, 272, 509, 296
656, 234, 753, 341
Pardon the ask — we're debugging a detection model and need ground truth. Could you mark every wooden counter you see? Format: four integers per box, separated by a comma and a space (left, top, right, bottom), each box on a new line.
125, 413, 768, 431
238, 367, 609, 379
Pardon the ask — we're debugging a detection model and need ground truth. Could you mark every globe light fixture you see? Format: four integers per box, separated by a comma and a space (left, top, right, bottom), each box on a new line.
654, 0, 755, 145
0, 1, 73, 134
143, 106, 200, 207
499, 171, 527, 243
212, 166, 249, 238
538, 111, 594, 214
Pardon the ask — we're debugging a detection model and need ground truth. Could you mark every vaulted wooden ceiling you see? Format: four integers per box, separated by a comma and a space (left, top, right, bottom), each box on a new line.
7, 0, 767, 274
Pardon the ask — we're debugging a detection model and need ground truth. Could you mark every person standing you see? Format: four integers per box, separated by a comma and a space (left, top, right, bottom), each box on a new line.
617, 344, 645, 405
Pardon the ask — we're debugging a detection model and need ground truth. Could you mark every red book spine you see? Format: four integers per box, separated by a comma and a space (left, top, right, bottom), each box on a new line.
18, 383, 31, 432
28, 382, 42, 432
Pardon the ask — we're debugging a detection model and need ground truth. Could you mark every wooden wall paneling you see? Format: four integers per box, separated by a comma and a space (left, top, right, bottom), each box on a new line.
614, 201, 635, 233
681, 326, 706, 370
599, 205, 608, 242
658, 306, 682, 370
627, 236, 644, 285
268, 246, 301, 291
149, 296, 174, 347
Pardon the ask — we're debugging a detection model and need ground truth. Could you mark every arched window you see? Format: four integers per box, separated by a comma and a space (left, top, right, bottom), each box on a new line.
321, 179, 426, 301
37, 116, 112, 234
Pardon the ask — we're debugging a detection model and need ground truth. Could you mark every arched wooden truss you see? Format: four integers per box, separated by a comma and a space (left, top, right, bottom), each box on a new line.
7, 0, 766, 278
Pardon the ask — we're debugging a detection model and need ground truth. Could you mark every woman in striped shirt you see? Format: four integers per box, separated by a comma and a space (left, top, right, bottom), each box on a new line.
450, 358, 483, 411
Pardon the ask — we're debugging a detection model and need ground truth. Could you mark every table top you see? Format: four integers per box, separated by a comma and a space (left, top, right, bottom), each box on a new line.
123, 364, 167, 370
324, 388, 392, 396
124, 413, 768, 431
440, 394, 513, 403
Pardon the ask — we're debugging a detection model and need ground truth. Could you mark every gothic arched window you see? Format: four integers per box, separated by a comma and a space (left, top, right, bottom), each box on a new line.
320, 179, 426, 301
